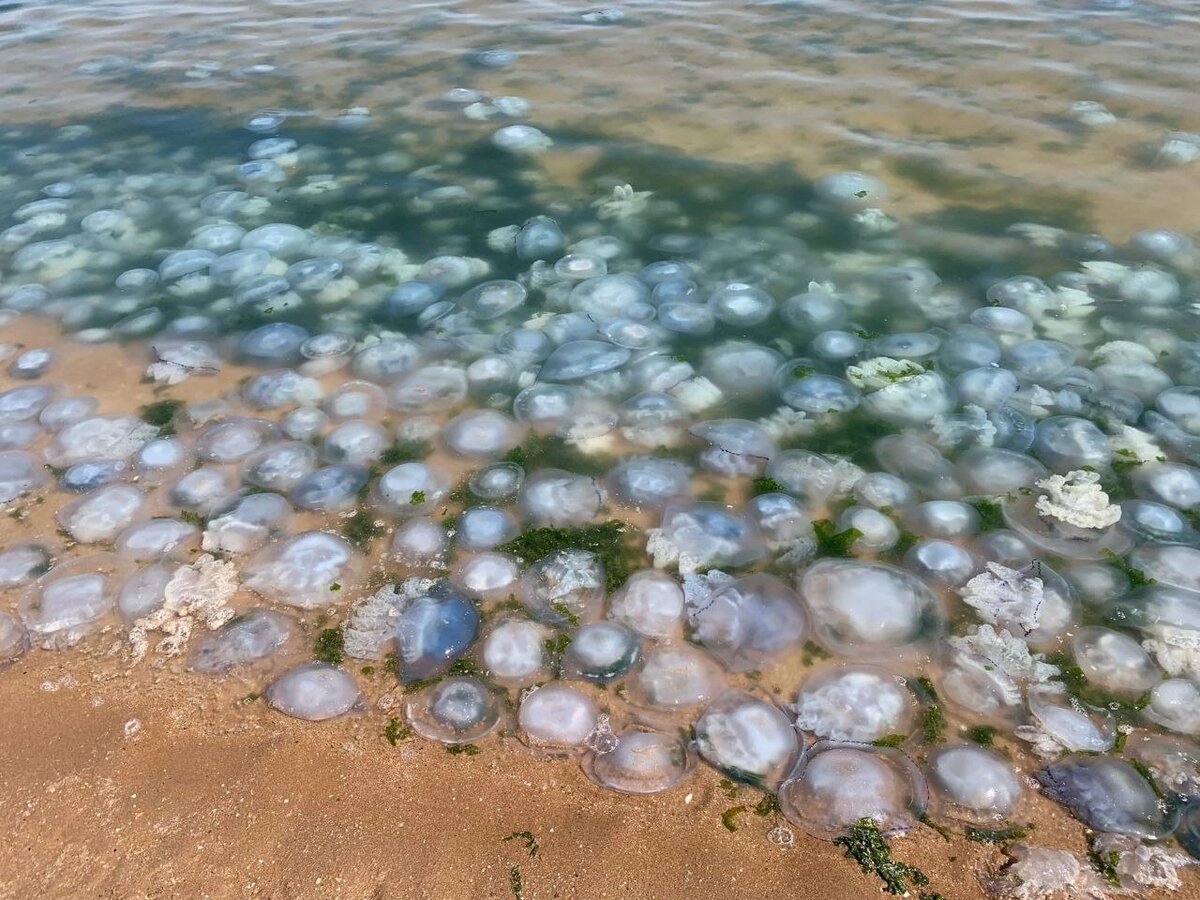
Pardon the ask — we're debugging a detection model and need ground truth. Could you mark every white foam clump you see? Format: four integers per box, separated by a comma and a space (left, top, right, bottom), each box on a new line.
1142, 629, 1200, 682
959, 563, 1046, 634
1109, 425, 1164, 466
128, 554, 238, 663
844, 356, 926, 391
947, 625, 1060, 691
1035, 470, 1121, 530
757, 406, 810, 441
645, 529, 702, 574
342, 577, 435, 659
667, 375, 724, 413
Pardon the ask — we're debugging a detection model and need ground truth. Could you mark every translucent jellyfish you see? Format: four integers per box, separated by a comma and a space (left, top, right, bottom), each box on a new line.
0, 450, 48, 503
391, 517, 449, 566
708, 283, 775, 326
813, 171, 887, 212
18, 554, 118, 649
605, 456, 691, 507
516, 549, 605, 626
456, 507, 518, 551
44, 415, 157, 467
243, 370, 323, 410
518, 470, 602, 527
394, 588, 480, 683
1019, 687, 1115, 756
460, 280, 527, 320
189, 609, 296, 674
1030, 416, 1111, 471
492, 124, 552, 154
702, 342, 783, 398
241, 441, 318, 492
0, 543, 51, 587
117, 563, 173, 623
388, 365, 468, 412
874, 435, 961, 499
1037, 756, 1175, 839
288, 465, 367, 513
956, 447, 1046, 495
203, 492, 293, 555
482, 619, 547, 682
238, 323, 309, 366
925, 744, 1023, 826
0, 610, 30, 668
56, 484, 146, 544
406, 677, 502, 744
695, 691, 800, 788
1071, 626, 1160, 697
1002, 490, 1132, 561
115, 518, 199, 562
352, 338, 422, 383
686, 573, 807, 672
795, 666, 916, 743
781, 288, 847, 334
1144, 679, 1200, 735
778, 743, 926, 839
265, 663, 360, 721
564, 621, 641, 682
515, 216, 565, 261
651, 502, 767, 572
630, 642, 726, 712
452, 552, 521, 596
1126, 545, 1200, 594
800, 560, 941, 656
242, 531, 357, 609
469, 462, 524, 500
690, 419, 777, 476
581, 729, 694, 794
321, 421, 388, 466
442, 410, 522, 458
1119, 500, 1197, 546
609, 570, 685, 639
197, 418, 277, 463
519, 683, 599, 747
538, 340, 630, 382
0, 384, 57, 423
373, 462, 450, 517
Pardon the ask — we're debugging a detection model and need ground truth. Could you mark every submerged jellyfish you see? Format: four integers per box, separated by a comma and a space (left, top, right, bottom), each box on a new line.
686, 573, 807, 671
18, 554, 119, 649
795, 666, 916, 743
1037, 756, 1176, 839
393, 588, 480, 683
242, 531, 357, 609
190, 609, 296, 674
265, 663, 360, 721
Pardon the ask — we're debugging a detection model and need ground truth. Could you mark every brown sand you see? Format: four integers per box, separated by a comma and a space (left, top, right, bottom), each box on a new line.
1, 317, 1199, 900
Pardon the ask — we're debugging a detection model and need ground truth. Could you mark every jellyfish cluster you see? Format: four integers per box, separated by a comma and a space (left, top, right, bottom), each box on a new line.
2, 106, 1200, 892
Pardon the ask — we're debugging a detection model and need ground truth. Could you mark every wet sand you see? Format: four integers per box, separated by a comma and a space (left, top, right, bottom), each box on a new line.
1, 317, 1198, 900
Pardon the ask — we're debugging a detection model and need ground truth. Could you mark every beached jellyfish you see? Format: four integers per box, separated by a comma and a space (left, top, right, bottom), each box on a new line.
1072, 626, 1160, 697
241, 441, 318, 491
1144, 679, 1200, 735
0, 423, 39, 452
394, 588, 480, 683
0, 450, 49, 503
265, 662, 360, 721
778, 742, 926, 839
375, 462, 450, 517
321, 420, 388, 466
39, 397, 96, 433
795, 666, 916, 743
630, 642, 726, 712
686, 573, 807, 672
45, 414, 158, 468
516, 549, 605, 627
238, 323, 309, 366
492, 124, 552, 154
407, 676, 503, 745
925, 744, 1023, 826
56, 484, 146, 543
280, 407, 328, 442
905, 540, 977, 587
691, 419, 777, 476
906, 500, 979, 539
564, 622, 641, 682
388, 365, 469, 412
441, 410, 522, 459
322, 382, 385, 423
197, 418, 278, 463
0, 610, 30, 669
605, 456, 691, 508
453, 552, 521, 596
117, 563, 173, 623
609, 570, 685, 639
391, 518, 448, 566
0, 544, 51, 588
0, 384, 57, 423
18, 554, 118, 649
1037, 756, 1175, 839
519, 683, 599, 748
1019, 687, 1115, 756
189, 609, 296, 674
582, 729, 693, 794
518, 470, 602, 527
242, 531, 357, 609
115, 518, 198, 563
801, 560, 941, 656
469, 462, 524, 500
650, 502, 766, 572
751, 492, 815, 552
482, 619, 547, 682
1126, 545, 1200, 595
456, 507, 520, 551
169, 467, 238, 515
203, 492, 293, 555
1031, 416, 1111, 471
695, 691, 800, 788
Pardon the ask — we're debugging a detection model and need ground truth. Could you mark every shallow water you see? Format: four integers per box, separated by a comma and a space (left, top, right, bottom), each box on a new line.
2, 1, 1200, 896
